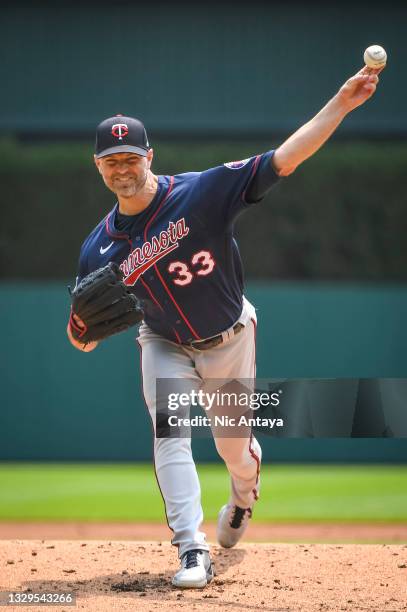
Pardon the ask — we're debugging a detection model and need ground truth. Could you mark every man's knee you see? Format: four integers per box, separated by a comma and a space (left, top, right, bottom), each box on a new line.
214, 437, 252, 465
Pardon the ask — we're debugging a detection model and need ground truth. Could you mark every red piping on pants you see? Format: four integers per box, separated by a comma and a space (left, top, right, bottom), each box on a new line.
248, 317, 260, 498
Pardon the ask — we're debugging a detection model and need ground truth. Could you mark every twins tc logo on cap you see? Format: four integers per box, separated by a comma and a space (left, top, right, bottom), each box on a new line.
95, 116, 149, 158
111, 123, 129, 140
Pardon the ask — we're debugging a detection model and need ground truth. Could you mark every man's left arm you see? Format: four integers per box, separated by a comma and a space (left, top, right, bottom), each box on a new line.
272, 66, 383, 177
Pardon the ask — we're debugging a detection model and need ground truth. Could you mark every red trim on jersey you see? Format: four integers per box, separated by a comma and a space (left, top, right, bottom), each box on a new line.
124, 243, 178, 286
143, 176, 175, 240
140, 276, 164, 312
143, 176, 201, 341
153, 265, 201, 340
105, 212, 131, 243
139, 276, 181, 344
104, 178, 200, 341
241, 155, 262, 203
172, 327, 182, 343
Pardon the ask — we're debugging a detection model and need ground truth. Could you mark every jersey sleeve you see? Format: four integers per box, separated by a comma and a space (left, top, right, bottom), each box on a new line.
199, 150, 280, 226
75, 242, 90, 285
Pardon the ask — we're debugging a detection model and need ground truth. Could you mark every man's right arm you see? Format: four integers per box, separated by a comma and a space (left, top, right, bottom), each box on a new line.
67, 243, 99, 352
67, 313, 99, 353
271, 66, 382, 176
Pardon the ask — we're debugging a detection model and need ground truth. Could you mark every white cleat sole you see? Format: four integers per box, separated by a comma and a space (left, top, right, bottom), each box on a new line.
172, 567, 214, 589
172, 551, 214, 589
171, 576, 209, 588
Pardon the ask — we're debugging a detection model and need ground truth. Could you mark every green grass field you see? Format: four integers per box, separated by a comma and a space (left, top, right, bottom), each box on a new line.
0, 463, 406, 523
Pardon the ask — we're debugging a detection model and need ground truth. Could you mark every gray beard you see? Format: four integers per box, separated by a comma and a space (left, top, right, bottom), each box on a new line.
113, 174, 147, 198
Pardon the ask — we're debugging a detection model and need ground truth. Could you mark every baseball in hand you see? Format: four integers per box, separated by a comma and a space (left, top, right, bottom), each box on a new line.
363, 45, 387, 69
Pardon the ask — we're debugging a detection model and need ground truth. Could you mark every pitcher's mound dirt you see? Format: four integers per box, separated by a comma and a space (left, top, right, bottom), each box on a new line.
1, 540, 406, 611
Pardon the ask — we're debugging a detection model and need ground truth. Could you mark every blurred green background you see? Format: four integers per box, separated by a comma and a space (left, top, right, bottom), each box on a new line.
1, 1, 406, 483
1, 464, 406, 523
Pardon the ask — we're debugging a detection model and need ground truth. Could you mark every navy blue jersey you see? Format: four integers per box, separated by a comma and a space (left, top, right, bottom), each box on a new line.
77, 151, 279, 343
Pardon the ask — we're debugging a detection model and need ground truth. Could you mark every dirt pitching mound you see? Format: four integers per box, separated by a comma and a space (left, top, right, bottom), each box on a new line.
1, 541, 406, 611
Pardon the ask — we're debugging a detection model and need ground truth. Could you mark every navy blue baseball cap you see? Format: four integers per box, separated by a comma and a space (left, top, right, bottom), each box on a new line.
95, 115, 150, 158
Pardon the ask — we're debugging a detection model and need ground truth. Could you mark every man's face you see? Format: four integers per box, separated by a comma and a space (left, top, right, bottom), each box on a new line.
94, 150, 153, 198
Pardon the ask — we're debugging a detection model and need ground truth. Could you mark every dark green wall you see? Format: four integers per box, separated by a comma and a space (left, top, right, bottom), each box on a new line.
1, 2, 404, 135
2, 141, 407, 281
1, 282, 406, 462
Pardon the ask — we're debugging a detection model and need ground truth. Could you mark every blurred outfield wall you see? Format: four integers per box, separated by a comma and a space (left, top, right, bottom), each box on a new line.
0, 1, 404, 136
1, 141, 407, 281
0, 282, 406, 463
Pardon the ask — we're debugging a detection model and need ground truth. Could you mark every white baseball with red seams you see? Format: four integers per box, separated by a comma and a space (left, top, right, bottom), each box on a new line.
364, 45, 387, 69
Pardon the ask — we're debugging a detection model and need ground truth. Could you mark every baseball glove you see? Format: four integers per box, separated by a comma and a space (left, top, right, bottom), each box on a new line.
69, 262, 144, 344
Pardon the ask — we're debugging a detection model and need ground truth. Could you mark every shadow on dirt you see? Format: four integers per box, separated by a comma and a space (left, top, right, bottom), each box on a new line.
23, 549, 288, 611
212, 546, 246, 575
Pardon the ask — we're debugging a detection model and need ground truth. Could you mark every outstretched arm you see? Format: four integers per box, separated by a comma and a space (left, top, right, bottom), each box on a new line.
272, 66, 384, 176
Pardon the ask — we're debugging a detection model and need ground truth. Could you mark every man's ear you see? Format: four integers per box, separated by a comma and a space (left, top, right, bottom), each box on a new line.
146, 148, 154, 168
94, 154, 102, 174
